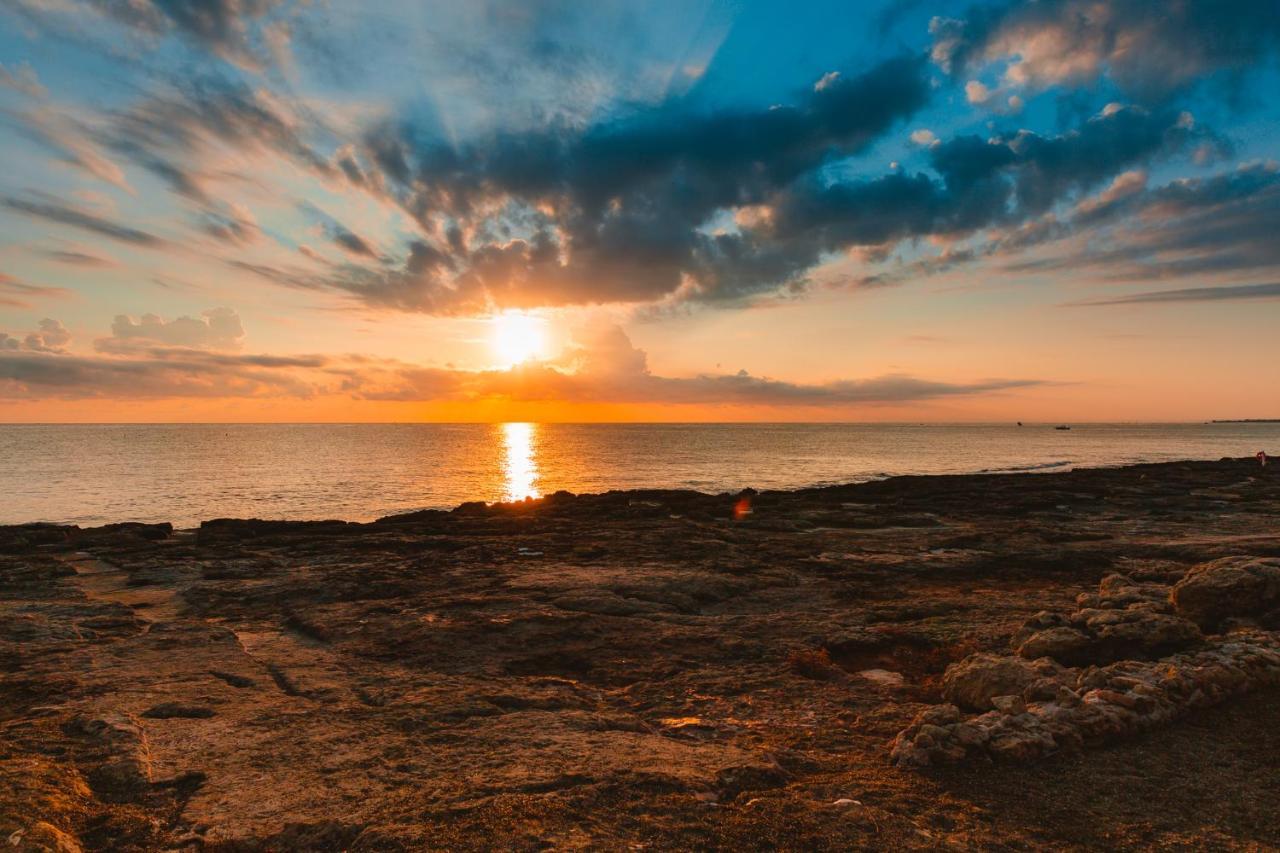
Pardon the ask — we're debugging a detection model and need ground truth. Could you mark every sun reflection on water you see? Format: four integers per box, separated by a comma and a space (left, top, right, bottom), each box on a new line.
501, 422, 540, 502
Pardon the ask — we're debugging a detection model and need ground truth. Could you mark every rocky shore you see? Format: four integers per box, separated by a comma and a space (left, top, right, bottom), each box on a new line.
3, 458, 1280, 850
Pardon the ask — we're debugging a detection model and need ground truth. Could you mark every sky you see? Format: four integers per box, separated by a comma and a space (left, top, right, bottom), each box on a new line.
0, 0, 1278, 423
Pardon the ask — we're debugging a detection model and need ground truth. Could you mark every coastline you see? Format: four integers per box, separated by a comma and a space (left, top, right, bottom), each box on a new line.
3, 458, 1279, 849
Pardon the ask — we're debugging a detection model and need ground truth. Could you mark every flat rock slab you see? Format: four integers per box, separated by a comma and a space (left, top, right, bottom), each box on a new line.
3, 458, 1280, 850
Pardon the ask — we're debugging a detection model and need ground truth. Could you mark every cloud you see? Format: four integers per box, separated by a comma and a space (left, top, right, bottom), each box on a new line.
0, 320, 1043, 406
0, 347, 324, 398
699, 104, 1221, 299
1, 318, 72, 353
3, 193, 165, 246
1070, 282, 1280, 307
852, 149, 1266, 291
103, 308, 246, 350
320, 53, 933, 312
110, 76, 333, 182
932, 0, 1280, 102
300, 82, 1216, 313
328, 225, 379, 259
9, 0, 292, 70
199, 203, 260, 245
349, 325, 1044, 406
40, 249, 117, 267
0, 61, 47, 98
909, 128, 937, 146
0, 273, 74, 308
998, 162, 1280, 283
3, 104, 131, 190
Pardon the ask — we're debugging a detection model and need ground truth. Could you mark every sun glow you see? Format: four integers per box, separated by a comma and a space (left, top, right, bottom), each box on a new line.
491, 311, 547, 367
500, 421, 540, 502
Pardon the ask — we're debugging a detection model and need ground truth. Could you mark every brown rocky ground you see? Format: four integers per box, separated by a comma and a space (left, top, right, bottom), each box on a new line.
2, 458, 1279, 851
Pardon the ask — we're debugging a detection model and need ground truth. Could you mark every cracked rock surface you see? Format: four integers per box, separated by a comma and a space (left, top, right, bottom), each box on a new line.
3, 459, 1280, 850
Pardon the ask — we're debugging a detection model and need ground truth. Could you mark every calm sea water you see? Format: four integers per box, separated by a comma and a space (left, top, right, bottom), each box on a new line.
3, 422, 1278, 528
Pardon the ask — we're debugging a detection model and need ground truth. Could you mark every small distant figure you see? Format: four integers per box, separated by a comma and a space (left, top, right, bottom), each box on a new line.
1017, 421, 1023, 427
733, 495, 753, 520
1258, 451, 1268, 467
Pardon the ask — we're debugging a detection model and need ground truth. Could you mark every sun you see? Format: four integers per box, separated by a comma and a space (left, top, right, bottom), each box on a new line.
490, 310, 547, 367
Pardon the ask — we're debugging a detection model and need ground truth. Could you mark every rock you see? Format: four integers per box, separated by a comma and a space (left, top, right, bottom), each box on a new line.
1082, 609, 1202, 660
891, 633, 1280, 769
858, 669, 906, 688
941, 654, 1046, 712
1014, 574, 1203, 665
990, 694, 1026, 715
1015, 626, 1092, 664
142, 702, 216, 719
1171, 557, 1280, 629
11, 822, 83, 853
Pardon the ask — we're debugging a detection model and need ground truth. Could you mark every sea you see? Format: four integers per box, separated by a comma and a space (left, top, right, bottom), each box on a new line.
3, 422, 1278, 528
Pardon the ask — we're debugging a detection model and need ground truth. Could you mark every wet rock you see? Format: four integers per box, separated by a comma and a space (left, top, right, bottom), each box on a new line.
1171, 557, 1280, 629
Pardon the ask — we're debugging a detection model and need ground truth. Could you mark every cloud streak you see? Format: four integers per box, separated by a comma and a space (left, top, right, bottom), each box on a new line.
1071, 282, 1280, 307
0, 322, 1042, 406
3, 193, 165, 246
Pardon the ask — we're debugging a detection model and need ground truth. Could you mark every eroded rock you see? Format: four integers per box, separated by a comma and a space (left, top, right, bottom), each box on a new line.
940, 654, 1060, 712
1172, 557, 1280, 629
893, 634, 1280, 768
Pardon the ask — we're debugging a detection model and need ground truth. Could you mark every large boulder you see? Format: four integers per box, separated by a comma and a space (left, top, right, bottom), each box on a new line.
1171, 557, 1280, 629
941, 653, 1058, 712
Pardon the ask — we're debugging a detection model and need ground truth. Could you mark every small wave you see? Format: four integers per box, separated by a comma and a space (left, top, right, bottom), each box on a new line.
978, 460, 1073, 474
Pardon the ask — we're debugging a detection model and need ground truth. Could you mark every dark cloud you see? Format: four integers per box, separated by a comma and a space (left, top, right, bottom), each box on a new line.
40, 249, 117, 267
306, 69, 1220, 313
932, 0, 1280, 102
200, 204, 260, 245
999, 163, 1280, 283
322, 53, 932, 311
1071, 282, 1280, 307
328, 225, 378, 259
695, 105, 1219, 301
0, 348, 322, 398
3, 194, 165, 247
853, 156, 1280, 290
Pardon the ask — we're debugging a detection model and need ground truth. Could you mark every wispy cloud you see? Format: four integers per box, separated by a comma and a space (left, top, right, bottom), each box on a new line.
1069, 282, 1280, 307
3, 193, 165, 247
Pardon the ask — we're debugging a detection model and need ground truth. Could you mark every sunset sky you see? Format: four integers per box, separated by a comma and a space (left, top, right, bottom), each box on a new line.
1, 0, 1277, 422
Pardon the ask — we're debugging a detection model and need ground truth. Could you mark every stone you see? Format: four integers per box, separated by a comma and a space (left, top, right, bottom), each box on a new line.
1171, 557, 1280, 629
941, 654, 1045, 712
990, 694, 1026, 715
1016, 626, 1092, 664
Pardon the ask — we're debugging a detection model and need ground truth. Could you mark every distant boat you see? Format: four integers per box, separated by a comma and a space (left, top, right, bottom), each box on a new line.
1055, 425, 1071, 431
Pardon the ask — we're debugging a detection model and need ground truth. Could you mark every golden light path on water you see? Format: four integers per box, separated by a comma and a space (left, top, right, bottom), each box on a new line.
501, 422, 540, 502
